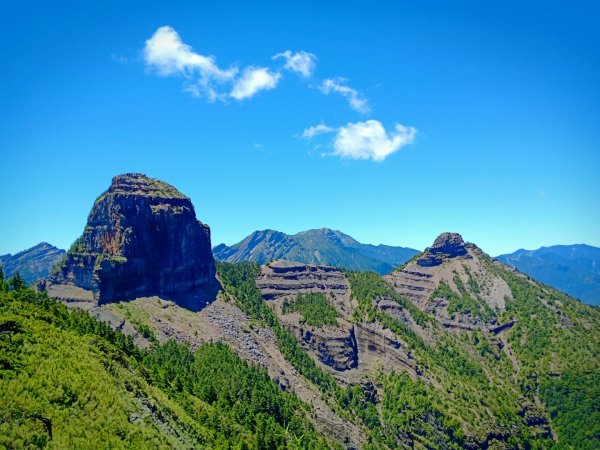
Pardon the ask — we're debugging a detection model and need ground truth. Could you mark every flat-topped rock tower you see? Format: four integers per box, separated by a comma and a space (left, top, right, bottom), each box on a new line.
51, 173, 216, 305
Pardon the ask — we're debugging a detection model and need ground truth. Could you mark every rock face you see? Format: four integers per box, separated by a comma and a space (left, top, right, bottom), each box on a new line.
417, 232, 470, 267
256, 260, 349, 301
386, 232, 512, 329
256, 260, 360, 370
52, 173, 216, 304
299, 326, 358, 371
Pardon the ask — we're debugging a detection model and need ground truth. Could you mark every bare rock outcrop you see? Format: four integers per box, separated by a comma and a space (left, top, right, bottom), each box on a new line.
256, 260, 349, 301
296, 324, 359, 371
50, 173, 217, 306
417, 232, 471, 267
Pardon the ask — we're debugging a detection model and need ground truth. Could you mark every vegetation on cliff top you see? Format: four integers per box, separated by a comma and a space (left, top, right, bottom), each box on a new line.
282, 293, 340, 327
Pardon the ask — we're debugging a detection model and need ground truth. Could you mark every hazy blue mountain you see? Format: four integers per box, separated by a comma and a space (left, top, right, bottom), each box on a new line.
0, 242, 65, 284
213, 228, 419, 274
496, 244, 600, 305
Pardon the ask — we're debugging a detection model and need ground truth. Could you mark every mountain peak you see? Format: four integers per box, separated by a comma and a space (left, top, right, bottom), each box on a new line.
51, 174, 216, 305
0, 242, 65, 284
214, 228, 419, 273
417, 232, 469, 267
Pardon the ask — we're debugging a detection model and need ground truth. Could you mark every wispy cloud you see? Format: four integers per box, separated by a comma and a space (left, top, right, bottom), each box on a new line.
144, 26, 236, 100
273, 50, 316, 78
301, 123, 334, 139
111, 54, 131, 64
319, 78, 369, 113
230, 67, 281, 100
141, 27, 384, 123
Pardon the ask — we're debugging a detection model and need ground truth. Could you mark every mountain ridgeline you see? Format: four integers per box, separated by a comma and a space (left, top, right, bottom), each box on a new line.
497, 244, 600, 306
213, 228, 420, 274
1, 173, 598, 449
0, 243, 65, 284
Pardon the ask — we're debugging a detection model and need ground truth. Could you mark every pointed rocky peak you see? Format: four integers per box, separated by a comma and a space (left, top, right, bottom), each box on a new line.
417, 232, 470, 267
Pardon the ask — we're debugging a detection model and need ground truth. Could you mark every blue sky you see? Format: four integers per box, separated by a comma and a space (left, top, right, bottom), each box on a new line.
1, 0, 599, 256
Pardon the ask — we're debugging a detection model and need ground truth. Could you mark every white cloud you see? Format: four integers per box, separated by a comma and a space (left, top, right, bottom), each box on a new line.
230, 67, 281, 100
331, 120, 416, 162
144, 26, 235, 79
143, 26, 236, 99
141, 27, 380, 117
273, 50, 316, 77
319, 78, 369, 113
301, 123, 334, 139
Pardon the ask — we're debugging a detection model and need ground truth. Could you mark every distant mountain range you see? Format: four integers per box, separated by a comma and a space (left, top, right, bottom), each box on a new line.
496, 244, 600, 306
3, 235, 599, 307
0, 242, 65, 284
213, 228, 420, 274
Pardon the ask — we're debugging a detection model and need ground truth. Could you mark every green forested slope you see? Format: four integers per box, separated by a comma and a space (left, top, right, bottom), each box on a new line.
2, 257, 598, 450
0, 274, 331, 449
218, 261, 600, 449
347, 271, 551, 449
494, 262, 600, 447
348, 260, 599, 449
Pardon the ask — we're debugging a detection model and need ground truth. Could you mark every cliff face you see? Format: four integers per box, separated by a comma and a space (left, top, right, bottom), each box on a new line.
52, 173, 216, 303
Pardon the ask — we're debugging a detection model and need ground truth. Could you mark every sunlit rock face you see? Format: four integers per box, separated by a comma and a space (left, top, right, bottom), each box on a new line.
52, 173, 216, 304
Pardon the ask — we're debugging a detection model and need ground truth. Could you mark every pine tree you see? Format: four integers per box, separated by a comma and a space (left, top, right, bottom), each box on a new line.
0, 266, 5, 292
9, 272, 26, 291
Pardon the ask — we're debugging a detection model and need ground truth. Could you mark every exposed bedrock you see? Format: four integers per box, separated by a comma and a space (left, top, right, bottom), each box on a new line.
51, 173, 217, 307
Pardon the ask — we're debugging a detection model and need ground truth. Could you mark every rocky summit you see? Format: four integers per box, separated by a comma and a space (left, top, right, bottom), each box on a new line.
417, 231, 471, 267
51, 173, 216, 304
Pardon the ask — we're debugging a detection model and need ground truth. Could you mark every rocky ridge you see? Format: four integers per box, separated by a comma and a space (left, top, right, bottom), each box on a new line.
256, 260, 420, 379
416, 232, 471, 267
387, 232, 511, 329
